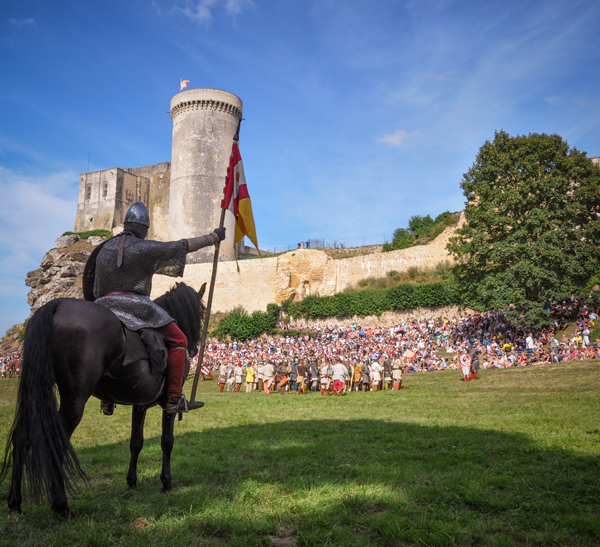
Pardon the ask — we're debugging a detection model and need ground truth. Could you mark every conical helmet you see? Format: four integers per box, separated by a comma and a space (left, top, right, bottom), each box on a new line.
124, 202, 150, 227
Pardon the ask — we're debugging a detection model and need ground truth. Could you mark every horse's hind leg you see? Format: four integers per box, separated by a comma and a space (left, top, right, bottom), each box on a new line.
7, 450, 24, 518
126, 406, 147, 489
159, 410, 177, 493
50, 398, 87, 518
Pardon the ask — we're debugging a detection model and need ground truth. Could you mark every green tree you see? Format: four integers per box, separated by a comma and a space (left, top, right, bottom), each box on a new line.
408, 215, 434, 237
391, 228, 413, 249
448, 130, 600, 325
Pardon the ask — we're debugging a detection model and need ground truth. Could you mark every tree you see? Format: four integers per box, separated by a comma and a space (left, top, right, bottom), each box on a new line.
448, 130, 600, 325
408, 215, 434, 237
391, 228, 413, 250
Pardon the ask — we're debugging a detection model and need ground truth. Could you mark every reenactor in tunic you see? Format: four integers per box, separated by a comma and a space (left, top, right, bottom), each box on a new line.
392, 355, 406, 389
320, 359, 331, 396
310, 358, 319, 392
383, 354, 392, 390
360, 359, 370, 392
277, 360, 288, 394
296, 359, 307, 395
353, 357, 361, 391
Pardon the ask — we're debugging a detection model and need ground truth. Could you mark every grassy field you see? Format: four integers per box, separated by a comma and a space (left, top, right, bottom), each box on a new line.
0, 362, 598, 546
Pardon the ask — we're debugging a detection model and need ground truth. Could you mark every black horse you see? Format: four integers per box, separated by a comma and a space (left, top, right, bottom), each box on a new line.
1, 281, 206, 518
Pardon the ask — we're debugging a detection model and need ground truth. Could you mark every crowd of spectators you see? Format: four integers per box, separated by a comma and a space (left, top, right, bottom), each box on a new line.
0, 353, 21, 378
192, 298, 600, 391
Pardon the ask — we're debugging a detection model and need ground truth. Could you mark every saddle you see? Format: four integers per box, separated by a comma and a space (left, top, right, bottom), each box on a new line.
123, 327, 169, 374
100, 327, 168, 416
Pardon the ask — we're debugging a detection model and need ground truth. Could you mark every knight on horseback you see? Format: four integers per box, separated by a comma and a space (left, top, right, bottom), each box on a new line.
84, 201, 225, 414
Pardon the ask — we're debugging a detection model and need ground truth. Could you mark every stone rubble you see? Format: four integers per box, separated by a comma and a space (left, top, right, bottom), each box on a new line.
25, 246, 91, 315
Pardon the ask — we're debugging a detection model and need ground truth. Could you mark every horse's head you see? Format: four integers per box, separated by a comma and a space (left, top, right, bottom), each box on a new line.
154, 282, 207, 357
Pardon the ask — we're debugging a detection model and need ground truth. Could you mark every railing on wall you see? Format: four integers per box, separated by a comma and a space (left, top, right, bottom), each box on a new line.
240, 234, 390, 258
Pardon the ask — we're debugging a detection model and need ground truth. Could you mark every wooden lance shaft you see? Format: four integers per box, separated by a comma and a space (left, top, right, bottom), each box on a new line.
190, 207, 227, 403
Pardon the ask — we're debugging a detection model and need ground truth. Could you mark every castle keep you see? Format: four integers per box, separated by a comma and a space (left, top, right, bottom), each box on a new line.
74, 88, 246, 262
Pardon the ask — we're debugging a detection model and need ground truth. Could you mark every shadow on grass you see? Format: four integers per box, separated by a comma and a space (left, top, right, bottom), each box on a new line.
5, 418, 596, 546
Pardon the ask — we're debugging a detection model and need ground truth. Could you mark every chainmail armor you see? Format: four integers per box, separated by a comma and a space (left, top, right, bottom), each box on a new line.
92, 235, 188, 331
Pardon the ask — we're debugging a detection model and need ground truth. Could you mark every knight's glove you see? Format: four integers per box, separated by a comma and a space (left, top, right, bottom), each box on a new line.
214, 227, 226, 241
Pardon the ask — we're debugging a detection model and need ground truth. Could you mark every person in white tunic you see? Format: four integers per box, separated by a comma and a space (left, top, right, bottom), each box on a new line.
218, 362, 228, 393
234, 363, 243, 392
370, 360, 382, 392
262, 361, 275, 393
392, 356, 405, 389
331, 361, 348, 396
320, 360, 331, 396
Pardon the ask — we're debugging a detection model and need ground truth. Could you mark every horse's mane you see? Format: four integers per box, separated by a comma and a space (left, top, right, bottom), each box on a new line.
154, 283, 204, 355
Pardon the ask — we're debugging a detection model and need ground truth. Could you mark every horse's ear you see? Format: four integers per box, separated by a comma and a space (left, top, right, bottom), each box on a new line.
199, 282, 207, 300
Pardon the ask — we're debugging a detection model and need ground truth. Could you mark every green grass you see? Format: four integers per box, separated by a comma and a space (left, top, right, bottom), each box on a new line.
0, 362, 599, 546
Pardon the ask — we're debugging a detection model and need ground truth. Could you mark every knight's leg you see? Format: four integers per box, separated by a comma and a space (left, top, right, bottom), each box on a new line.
157, 322, 188, 398
126, 406, 147, 489
160, 409, 177, 493
157, 322, 203, 413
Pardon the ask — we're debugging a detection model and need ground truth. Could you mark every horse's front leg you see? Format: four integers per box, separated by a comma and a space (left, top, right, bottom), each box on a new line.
159, 410, 177, 493
126, 406, 147, 489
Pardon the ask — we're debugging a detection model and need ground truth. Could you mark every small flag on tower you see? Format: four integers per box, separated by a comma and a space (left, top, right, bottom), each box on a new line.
180, 79, 190, 91
222, 120, 259, 260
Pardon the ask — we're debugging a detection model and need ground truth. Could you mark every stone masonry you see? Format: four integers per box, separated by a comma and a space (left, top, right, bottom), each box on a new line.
150, 214, 465, 313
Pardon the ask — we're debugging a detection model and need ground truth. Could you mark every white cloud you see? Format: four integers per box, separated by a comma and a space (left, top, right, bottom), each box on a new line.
0, 167, 78, 334
8, 18, 36, 29
0, 167, 78, 289
166, 0, 252, 24
379, 129, 421, 147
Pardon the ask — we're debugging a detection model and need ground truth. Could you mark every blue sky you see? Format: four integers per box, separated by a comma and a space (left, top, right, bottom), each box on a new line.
1, 0, 599, 334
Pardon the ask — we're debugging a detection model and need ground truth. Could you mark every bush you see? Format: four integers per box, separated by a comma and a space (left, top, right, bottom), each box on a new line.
213, 304, 280, 341
62, 229, 113, 240
18, 319, 29, 342
384, 211, 460, 252
292, 280, 461, 319
408, 215, 435, 237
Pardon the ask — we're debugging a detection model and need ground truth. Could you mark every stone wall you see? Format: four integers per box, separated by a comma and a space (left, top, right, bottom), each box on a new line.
150, 214, 464, 313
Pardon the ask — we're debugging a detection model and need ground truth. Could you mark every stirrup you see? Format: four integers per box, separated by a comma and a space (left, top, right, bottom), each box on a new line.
100, 401, 115, 416
166, 394, 204, 414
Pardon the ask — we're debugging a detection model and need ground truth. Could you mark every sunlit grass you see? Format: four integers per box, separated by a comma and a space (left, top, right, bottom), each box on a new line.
0, 361, 598, 546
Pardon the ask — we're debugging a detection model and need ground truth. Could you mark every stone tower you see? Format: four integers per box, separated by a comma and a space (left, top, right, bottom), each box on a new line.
169, 88, 243, 263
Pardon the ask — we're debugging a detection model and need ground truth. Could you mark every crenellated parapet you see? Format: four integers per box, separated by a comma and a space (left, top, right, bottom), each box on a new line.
170, 98, 242, 121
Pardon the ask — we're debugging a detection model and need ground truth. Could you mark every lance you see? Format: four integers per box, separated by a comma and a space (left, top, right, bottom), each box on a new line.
190, 120, 241, 403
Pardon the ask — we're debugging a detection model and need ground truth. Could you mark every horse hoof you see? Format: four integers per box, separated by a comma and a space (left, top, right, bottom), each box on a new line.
52, 505, 76, 519
8, 508, 23, 519
161, 485, 172, 494
127, 478, 137, 489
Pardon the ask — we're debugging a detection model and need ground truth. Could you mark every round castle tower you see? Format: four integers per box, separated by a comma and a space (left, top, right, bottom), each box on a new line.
169, 88, 243, 263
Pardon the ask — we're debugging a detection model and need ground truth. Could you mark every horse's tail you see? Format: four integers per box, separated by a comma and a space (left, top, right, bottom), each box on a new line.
0, 300, 86, 503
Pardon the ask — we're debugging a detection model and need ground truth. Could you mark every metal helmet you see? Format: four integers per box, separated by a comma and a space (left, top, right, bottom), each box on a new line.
124, 202, 150, 227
